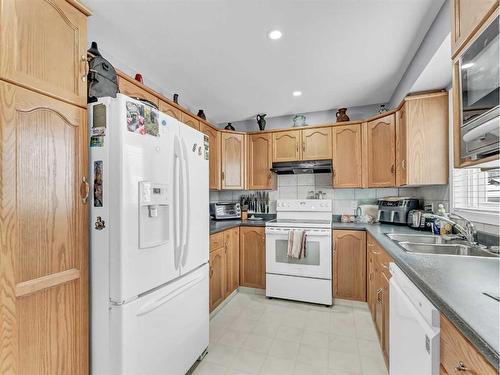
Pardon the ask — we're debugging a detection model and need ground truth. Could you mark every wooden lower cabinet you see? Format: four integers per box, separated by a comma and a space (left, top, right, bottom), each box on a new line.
239, 227, 266, 289
440, 314, 497, 375
224, 227, 240, 297
0, 81, 89, 374
366, 234, 393, 367
209, 246, 226, 312
333, 230, 366, 301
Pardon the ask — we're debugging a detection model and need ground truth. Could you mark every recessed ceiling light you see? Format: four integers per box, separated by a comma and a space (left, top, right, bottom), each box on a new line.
292, 91, 302, 97
268, 30, 282, 40
462, 62, 474, 69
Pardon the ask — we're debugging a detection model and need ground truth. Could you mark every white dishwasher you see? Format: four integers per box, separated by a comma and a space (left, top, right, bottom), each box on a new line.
389, 263, 440, 375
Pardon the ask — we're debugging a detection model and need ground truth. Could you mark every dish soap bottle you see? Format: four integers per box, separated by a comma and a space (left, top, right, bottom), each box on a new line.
436, 204, 452, 235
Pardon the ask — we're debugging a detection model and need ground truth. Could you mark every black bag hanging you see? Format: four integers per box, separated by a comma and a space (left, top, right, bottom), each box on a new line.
87, 42, 119, 102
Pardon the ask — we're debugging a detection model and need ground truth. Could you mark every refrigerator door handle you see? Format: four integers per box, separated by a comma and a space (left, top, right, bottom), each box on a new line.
136, 273, 205, 316
181, 138, 190, 267
173, 136, 182, 269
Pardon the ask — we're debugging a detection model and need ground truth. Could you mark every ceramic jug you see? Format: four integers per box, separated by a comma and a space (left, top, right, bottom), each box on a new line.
336, 108, 350, 122
256, 114, 267, 131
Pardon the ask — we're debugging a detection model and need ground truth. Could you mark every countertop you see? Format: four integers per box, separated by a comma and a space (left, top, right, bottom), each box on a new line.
209, 219, 500, 368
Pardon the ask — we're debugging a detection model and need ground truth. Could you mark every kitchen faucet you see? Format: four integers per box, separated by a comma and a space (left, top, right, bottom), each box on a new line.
422, 212, 477, 244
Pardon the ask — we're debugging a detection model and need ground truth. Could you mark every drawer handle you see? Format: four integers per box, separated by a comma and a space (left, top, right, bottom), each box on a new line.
454, 361, 468, 372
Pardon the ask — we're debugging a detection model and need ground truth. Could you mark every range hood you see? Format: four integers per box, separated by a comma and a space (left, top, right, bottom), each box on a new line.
270, 159, 332, 175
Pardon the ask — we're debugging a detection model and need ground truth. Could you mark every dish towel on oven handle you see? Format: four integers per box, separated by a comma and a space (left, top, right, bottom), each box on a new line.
287, 229, 307, 259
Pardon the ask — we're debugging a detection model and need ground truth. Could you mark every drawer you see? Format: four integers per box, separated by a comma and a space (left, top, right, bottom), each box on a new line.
440, 314, 496, 375
210, 232, 224, 252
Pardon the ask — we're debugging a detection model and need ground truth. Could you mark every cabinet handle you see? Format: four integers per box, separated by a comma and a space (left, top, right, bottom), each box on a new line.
382, 264, 389, 270
268, 173, 272, 180
296, 144, 299, 153
401, 159, 406, 170
454, 361, 468, 372
390, 164, 395, 174
81, 54, 88, 82
209, 267, 214, 278
80, 176, 89, 204
376, 288, 383, 303
221, 171, 225, 180
302, 142, 305, 152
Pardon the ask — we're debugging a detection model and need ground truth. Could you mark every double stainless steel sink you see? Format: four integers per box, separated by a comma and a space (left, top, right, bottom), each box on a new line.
386, 233, 499, 258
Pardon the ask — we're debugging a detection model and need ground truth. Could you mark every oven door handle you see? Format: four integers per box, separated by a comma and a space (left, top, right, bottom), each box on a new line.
265, 229, 330, 237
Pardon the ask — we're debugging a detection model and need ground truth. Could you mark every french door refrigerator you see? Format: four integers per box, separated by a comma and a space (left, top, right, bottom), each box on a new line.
88, 94, 209, 375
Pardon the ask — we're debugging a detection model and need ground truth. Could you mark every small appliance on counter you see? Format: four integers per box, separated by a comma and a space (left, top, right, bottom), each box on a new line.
356, 204, 379, 221
407, 209, 436, 231
210, 202, 241, 220
377, 197, 419, 225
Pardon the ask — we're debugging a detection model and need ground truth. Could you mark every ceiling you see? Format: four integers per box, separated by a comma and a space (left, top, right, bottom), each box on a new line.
86, 0, 445, 124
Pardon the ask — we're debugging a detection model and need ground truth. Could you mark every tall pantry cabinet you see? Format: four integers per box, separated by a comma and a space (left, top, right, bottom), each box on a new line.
0, 1, 91, 374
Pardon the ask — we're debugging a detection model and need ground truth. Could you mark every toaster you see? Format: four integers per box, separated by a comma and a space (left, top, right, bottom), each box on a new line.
210, 202, 241, 220
377, 197, 419, 225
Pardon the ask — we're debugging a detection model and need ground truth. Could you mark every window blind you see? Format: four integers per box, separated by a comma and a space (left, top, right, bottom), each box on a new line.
452, 167, 500, 212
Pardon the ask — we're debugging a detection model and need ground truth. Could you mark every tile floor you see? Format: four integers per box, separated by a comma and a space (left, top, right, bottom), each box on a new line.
193, 292, 388, 375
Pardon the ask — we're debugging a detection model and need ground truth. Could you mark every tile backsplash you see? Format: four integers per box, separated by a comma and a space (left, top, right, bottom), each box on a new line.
209, 176, 499, 235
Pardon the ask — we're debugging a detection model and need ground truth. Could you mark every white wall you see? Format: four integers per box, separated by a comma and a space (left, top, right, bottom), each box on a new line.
217, 104, 384, 132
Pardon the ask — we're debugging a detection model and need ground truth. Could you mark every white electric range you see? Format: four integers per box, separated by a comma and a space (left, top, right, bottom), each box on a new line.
265, 199, 333, 305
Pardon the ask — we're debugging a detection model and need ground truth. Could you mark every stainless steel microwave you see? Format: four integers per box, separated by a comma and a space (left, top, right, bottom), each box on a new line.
459, 15, 499, 161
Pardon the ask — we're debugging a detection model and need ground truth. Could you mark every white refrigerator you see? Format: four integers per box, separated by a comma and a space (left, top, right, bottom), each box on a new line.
88, 94, 209, 375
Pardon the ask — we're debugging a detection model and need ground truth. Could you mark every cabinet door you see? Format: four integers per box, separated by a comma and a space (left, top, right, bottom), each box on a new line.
181, 112, 200, 130
224, 227, 240, 297
366, 114, 396, 187
272, 130, 301, 162
395, 106, 407, 187
159, 99, 182, 121
221, 133, 245, 189
0, 82, 89, 375
239, 227, 266, 289
0, 0, 89, 107
451, 0, 498, 56
367, 235, 378, 320
117, 75, 160, 107
381, 271, 390, 366
200, 123, 221, 190
332, 124, 362, 188
301, 127, 332, 160
209, 247, 226, 312
248, 133, 274, 189
333, 230, 366, 301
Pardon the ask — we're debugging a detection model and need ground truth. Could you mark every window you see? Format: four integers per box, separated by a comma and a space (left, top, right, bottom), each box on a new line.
452, 168, 500, 220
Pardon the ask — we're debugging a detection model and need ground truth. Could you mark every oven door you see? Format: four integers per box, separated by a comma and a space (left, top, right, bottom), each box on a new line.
265, 227, 332, 279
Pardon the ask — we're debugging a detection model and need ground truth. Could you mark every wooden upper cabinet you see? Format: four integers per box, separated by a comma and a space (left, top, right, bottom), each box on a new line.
181, 112, 200, 130
224, 228, 240, 298
365, 114, 396, 188
159, 99, 182, 121
0, 0, 90, 107
440, 314, 497, 375
273, 130, 301, 162
333, 230, 366, 301
0, 81, 89, 375
332, 124, 362, 188
117, 75, 160, 107
221, 132, 245, 189
395, 106, 408, 187
248, 133, 275, 189
451, 0, 498, 57
397, 93, 449, 186
200, 123, 221, 190
209, 247, 226, 312
239, 227, 266, 289
301, 127, 332, 160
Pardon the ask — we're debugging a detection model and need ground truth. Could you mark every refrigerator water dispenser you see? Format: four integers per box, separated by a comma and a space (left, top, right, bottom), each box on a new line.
139, 181, 169, 248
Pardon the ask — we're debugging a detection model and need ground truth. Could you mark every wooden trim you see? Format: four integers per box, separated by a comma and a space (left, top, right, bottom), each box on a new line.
66, 0, 92, 16
451, 1, 499, 59
15, 268, 80, 297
